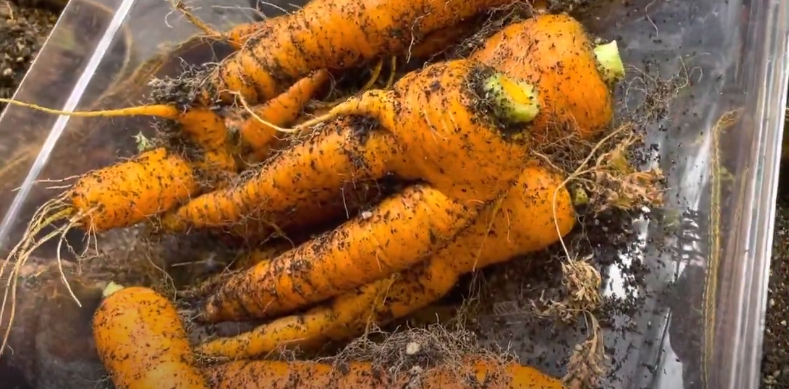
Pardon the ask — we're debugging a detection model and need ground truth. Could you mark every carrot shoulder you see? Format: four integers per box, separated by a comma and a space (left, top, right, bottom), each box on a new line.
471, 14, 625, 141
205, 358, 567, 389
92, 284, 209, 389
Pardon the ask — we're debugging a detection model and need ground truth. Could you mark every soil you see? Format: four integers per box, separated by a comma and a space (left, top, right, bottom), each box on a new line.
761, 168, 789, 388
0, 1, 786, 389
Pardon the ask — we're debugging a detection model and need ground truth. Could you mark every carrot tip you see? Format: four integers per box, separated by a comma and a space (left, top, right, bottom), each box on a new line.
102, 281, 125, 298
484, 74, 540, 124
594, 40, 625, 84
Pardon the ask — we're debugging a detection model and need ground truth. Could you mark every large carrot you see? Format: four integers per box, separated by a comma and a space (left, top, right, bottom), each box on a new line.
195, 164, 576, 359
470, 15, 625, 141
93, 283, 209, 389
159, 59, 540, 235
205, 358, 567, 389
199, 0, 525, 105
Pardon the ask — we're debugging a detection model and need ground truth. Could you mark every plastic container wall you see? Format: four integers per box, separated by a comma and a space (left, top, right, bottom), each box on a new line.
0, 1, 787, 389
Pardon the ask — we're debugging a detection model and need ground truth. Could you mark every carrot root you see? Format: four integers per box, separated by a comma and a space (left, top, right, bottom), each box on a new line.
199, 184, 479, 323
593, 40, 626, 84
205, 358, 567, 389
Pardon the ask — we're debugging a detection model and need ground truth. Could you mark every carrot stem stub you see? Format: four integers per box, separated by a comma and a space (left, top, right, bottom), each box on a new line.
93, 284, 209, 389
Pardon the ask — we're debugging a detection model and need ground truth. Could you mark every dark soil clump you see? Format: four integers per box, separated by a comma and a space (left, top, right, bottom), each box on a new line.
761, 169, 789, 388
0, 0, 59, 110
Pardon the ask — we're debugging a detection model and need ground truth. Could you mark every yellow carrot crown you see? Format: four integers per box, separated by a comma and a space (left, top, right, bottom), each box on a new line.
594, 40, 626, 84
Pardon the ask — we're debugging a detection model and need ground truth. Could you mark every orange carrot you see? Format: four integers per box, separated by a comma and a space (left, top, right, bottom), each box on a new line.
471, 15, 625, 141
195, 164, 576, 359
226, 69, 330, 163
93, 284, 209, 389
199, 0, 525, 105
160, 59, 540, 235
160, 116, 403, 237
205, 358, 567, 389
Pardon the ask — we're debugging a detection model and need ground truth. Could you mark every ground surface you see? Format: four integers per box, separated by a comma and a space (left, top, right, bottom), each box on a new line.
0, 1, 786, 389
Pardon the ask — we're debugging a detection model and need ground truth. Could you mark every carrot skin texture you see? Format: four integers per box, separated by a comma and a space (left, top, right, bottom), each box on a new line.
200, 184, 477, 322
202, 0, 522, 104
227, 69, 330, 163
92, 286, 209, 389
168, 59, 535, 235
70, 147, 199, 231
205, 359, 567, 389
471, 15, 614, 140
195, 276, 396, 357
160, 117, 403, 234
195, 165, 576, 359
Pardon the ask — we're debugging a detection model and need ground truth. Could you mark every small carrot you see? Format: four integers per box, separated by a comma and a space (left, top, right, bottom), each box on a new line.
195, 164, 576, 359
0, 70, 328, 164
160, 59, 540, 234
226, 69, 330, 163
470, 15, 625, 141
205, 358, 567, 389
198, 0, 525, 105
93, 283, 209, 389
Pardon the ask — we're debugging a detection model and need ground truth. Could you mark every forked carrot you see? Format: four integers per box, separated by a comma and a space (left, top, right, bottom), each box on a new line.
159, 59, 540, 235
93, 283, 209, 389
195, 164, 576, 359
205, 358, 567, 389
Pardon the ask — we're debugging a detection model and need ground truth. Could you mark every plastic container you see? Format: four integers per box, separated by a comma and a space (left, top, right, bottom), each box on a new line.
0, 0, 787, 389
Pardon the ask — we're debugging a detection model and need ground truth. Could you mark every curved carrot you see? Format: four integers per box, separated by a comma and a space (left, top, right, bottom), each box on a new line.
471, 15, 625, 141
199, 184, 475, 322
93, 284, 209, 389
205, 358, 567, 389
160, 59, 540, 234
200, 0, 524, 105
195, 164, 577, 359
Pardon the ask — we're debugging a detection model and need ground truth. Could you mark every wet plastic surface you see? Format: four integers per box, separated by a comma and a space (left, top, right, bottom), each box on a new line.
0, 1, 787, 389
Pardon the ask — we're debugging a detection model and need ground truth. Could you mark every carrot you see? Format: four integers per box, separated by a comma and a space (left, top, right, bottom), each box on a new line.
159, 116, 403, 237
160, 59, 540, 235
93, 283, 209, 389
199, 184, 478, 323
195, 164, 576, 359
226, 69, 330, 163
0, 69, 328, 167
205, 358, 567, 389
470, 15, 625, 141
199, 0, 526, 105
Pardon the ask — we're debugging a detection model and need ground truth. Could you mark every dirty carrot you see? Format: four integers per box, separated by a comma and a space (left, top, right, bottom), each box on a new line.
199, 184, 478, 323
470, 14, 625, 141
205, 358, 567, 389
160, 59, 540, 234
93, 283, 209, 389
226, 69, 330, 163
195, 164, 576, 359
195, 276, 396, 358
199, 0, 525, 105
159, 116, 402, 237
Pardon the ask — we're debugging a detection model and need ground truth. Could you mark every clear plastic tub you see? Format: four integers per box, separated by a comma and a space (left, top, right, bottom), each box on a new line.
0, 0, 787, 389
